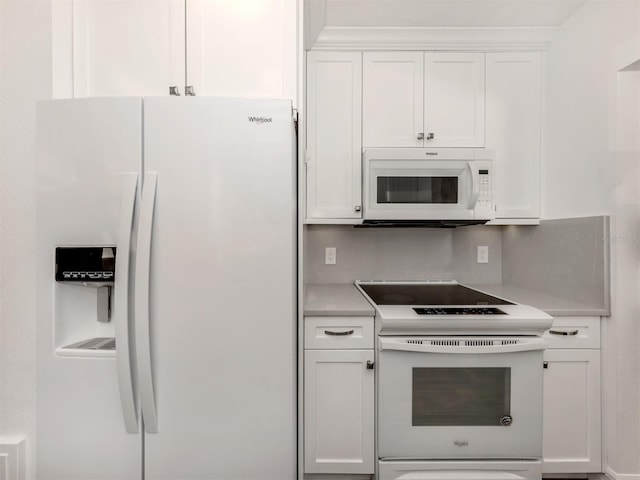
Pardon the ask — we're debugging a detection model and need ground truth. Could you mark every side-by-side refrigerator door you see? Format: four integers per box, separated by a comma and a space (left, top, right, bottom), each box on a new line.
139, 97, 297, 479
36, 98, 143, 480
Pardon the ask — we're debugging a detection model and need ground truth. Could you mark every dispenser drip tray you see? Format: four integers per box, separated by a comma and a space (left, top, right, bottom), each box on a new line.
62, 337, 115, 351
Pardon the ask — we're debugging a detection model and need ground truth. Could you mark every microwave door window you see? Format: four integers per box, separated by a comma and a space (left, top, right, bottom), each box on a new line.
412, 367, 511, 426
377, 176, 458, 204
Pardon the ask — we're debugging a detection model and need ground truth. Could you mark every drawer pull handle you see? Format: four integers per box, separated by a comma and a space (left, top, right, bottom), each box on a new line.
324, 329, 354, 336
549, 329, 579, 336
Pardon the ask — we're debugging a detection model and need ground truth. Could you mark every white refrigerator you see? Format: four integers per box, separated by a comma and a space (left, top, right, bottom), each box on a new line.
36, 97, 297, 479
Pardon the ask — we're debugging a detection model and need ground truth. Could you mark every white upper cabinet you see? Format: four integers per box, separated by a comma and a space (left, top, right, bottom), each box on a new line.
306, 51, 363, 221
69, 0, 184, 97
308, 50, 542, 223
363, 52, 485, 148
486, 52, 542, 221
185, 0, 296, 99
362, 52, 424, 147
56, 0, 296, 100
424, 53, 485, 147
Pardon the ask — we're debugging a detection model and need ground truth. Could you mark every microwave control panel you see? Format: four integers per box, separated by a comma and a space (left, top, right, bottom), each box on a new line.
475, 167, 493, 214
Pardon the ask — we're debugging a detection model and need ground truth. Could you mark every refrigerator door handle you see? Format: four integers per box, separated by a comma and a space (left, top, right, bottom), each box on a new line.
135, 172, 159, 433
115, 173, 139, 434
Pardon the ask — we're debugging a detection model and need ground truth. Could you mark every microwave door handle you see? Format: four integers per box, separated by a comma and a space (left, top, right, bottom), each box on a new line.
467, 161, 480, 209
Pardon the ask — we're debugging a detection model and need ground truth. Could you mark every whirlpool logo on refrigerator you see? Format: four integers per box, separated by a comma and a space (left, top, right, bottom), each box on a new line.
248, 116, 273, 124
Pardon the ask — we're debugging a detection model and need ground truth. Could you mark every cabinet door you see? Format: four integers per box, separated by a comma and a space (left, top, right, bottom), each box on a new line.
304, 349, 375, 474
306, 52, 362, 220
486, 52, 542, 220
69, 0, 184, 97
185, 0, 296, 100
542, 349, 602, 473
424, 52, 485, 147
363, 52, 424, 147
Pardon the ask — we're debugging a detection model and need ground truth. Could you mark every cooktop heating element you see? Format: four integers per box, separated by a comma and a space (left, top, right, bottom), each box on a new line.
355, 280, 553, 335
358, 282, 513, 306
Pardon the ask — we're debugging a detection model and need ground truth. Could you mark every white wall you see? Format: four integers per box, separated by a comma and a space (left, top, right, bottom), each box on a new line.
0, 1, 52, 479
543, 0, 640, 476
543, 0, 639, 219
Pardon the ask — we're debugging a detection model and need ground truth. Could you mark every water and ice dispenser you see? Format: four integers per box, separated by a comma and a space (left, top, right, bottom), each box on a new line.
55, 247, 118, 354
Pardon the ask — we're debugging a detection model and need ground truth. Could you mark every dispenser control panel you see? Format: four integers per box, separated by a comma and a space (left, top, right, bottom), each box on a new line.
55, 247, 116, 283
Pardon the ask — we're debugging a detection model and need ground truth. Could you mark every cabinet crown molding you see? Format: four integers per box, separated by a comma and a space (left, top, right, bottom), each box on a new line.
311, 26, 557, 51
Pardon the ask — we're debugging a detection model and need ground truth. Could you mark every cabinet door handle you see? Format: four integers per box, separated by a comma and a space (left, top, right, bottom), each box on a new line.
169, 86, 181, 96
354, 205, 362, 212
366, 360, 375, 370
324, 329, 354, 336
417, 132, 425, 140
426, 132, 435, 140
549, 329, 579, 336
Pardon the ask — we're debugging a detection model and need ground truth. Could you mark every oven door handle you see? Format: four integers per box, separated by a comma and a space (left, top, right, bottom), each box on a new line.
378, 337, 548, 354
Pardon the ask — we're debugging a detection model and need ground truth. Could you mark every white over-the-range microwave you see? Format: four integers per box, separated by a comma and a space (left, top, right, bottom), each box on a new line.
362, 148, 494, 227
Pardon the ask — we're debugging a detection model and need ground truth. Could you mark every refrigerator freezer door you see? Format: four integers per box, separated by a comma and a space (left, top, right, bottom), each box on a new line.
141, 97, 296, 479
36, 98, 142, 479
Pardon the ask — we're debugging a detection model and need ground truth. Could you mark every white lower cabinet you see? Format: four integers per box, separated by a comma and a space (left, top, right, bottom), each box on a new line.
304, 316, 375, 475
542, 317, 602, 474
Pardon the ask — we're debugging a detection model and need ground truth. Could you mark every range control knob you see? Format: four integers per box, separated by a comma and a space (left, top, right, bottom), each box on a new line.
500, 415, 513, 426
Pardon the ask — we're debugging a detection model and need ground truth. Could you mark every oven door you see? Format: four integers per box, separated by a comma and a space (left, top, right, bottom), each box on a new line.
378, 336, 546, 460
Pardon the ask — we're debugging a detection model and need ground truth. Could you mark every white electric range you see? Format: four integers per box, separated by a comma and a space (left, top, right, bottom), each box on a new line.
354, 280, 554, 480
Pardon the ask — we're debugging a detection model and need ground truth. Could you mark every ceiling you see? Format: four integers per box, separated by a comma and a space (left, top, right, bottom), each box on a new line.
319, 0, 587, 27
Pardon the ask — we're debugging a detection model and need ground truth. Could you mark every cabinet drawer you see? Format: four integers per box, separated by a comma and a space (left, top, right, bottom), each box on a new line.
543, 317, 600, 349
305, 316, 374, 349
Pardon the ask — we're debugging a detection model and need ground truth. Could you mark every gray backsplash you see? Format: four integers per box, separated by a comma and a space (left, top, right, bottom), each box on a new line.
304, 217, 610, 313
304, 225, 502, 284
501, 216, 610, 309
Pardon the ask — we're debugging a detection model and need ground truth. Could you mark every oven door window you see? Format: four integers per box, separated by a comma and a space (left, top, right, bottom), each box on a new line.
412, 367, 511, 426
376, 176, 458, 204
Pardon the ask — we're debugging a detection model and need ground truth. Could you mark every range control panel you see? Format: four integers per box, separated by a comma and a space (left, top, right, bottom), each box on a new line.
413, 307, 507, 315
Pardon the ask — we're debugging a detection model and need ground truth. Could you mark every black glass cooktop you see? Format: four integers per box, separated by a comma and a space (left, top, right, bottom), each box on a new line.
359, 283, 514, 306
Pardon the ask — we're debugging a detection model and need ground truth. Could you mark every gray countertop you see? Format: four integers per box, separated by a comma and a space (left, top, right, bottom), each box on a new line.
466, 283, 609, 317
304, 283, 607, 317
304, 284, 375, 316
